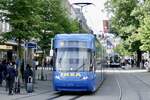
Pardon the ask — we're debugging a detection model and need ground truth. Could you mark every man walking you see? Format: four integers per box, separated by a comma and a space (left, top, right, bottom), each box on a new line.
24, 64, 33, 92
0, 61, 3, 86
6, 63, 17, 95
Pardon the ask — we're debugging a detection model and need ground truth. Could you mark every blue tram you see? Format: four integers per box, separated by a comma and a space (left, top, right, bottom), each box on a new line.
52, 34, 105, 92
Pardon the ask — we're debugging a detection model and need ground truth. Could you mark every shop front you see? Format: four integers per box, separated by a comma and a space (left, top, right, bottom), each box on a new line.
0, 44, 17, 61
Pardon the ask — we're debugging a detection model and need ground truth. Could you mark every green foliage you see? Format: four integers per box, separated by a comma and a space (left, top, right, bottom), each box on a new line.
131, 0, 150, 51
139, 16, 150, 51
0, 0, 42, 41
40, 0, 65, 33
0, 0, 79, 55
38, 0, 79, 54
105, 0, 143, 53
0, 0, 80, 78
123, 33, 142, 52
114, 42, 132, 56
69, 19, 79, 33
106, 0, 139, 39
41, 0, 79, 33
1, 0, 40, 40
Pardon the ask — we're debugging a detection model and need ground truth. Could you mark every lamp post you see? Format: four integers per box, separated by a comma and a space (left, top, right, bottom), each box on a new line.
73, 2, 93, 33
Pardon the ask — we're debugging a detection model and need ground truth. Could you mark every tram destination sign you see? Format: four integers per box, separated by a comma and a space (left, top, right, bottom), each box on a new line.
60, 41, 87, 48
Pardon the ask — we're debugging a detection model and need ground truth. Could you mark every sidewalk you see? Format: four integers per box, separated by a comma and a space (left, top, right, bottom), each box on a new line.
0, 80, 52, 100
121, 64, 142, 70
35, 67, 52, 81
0, 67, 53, 100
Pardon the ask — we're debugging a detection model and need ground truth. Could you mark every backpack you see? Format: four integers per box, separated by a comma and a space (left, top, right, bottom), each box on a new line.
27, 76, 33, 93
7, 67, 16, 79
144, 62, 149, 68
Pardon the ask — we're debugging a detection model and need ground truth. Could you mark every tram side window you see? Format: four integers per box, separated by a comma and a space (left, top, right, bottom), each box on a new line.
52, 50, 57, 70
93, 52, 97, 71
89, 53, 94, 71
89, 52, 95, 71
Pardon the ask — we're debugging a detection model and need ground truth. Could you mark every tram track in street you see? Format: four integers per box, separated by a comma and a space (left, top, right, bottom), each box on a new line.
13, 90, 84, 100
13, 90, 54, 100
115, 67, 150, 100
46, 93, 64, 100
46, 92, 85, 100
113, 68, 123, 100
123, 71, 144, 100
69, 95, 83, 100
116, 68, 148, 100
115, 76, 122, 100
129, 73, 150, 100
131, 74, 150, 88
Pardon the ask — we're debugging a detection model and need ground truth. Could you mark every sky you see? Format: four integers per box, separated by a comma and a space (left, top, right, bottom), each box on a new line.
69, 0, 108, 34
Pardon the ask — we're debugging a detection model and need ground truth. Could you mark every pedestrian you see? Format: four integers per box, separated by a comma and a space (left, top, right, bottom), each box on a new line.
50, 57, 54, 70
2, 60, 7, 81
131, 59, 134, 68
20, 61, 24, 82
142, 59, 145, 69
44, 59, 47, 67
24, 64, 33, 91
0, 61, 3, 86
35, 60, 38, 70
6, 63, 17, 95
13, 62, 20, 94
144, 60, 150, 71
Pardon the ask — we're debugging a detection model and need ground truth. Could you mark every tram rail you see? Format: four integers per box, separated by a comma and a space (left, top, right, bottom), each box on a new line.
114, 68, 122, 100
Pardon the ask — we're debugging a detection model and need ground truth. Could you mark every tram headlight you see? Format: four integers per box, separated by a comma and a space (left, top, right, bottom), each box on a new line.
82, 76, 88, 80
55, 76, 61, 80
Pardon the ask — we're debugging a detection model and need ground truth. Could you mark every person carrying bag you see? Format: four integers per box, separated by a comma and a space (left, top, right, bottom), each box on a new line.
26, 76, 33, 93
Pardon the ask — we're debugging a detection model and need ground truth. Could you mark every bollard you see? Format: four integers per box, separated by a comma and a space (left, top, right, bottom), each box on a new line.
14, 77, 20, 94
45, 74, 47, 81
38, 74, 40, 80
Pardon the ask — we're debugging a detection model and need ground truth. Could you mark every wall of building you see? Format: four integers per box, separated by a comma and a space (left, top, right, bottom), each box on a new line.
62, 0, 90, 32
61, 0, 77, 19
74, 8, 90, 32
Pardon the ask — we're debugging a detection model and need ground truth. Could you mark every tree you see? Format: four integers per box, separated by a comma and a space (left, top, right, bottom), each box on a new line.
36, 0, 79, 80
38, 0, 79, 55
139, 16, 150, 51
134, 0, 150, 51
113, 42, 132, 56
105, 0, 143, 66
0, 0, 42, 79
105, 0, 139, 39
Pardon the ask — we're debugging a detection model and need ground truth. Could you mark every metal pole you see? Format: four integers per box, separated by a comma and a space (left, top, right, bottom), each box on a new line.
41, 52, 44, 80
32, 48, 36, 83
23, 41, 27, 85
24, 41, 26, 71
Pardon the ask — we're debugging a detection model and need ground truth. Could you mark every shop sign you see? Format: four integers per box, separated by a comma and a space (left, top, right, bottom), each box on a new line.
0, 45, 13, 50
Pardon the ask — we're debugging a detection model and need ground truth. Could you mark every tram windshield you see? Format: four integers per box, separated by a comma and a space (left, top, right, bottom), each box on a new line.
55, 48, 91, 71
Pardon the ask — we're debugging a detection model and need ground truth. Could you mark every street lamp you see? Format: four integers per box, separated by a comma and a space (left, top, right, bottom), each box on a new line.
73, 2, 94, 33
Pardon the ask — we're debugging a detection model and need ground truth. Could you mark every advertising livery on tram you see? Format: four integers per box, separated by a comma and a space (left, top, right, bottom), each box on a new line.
52, 33, 106, 92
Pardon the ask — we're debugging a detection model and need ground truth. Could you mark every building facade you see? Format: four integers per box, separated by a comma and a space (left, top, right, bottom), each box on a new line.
0, 10, 16, 61
74, 8, 90, 32
62, 0, 90, 32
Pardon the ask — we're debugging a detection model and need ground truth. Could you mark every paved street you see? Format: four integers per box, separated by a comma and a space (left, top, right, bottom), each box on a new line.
1, 68, 150, 100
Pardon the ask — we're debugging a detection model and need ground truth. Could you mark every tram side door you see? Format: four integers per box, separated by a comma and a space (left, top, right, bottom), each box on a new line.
91, 52, 96, 79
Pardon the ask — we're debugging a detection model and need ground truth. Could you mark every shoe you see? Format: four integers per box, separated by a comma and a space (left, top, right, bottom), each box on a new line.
9, 93, 13, 95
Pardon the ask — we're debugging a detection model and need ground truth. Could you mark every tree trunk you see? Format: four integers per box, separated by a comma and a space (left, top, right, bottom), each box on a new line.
17, 38, 22, 80
136, 50, 142, 67
41, 50, 46, 80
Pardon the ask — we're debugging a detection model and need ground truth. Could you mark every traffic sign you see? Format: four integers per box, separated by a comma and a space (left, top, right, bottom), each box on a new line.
27, 42, 37, 48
